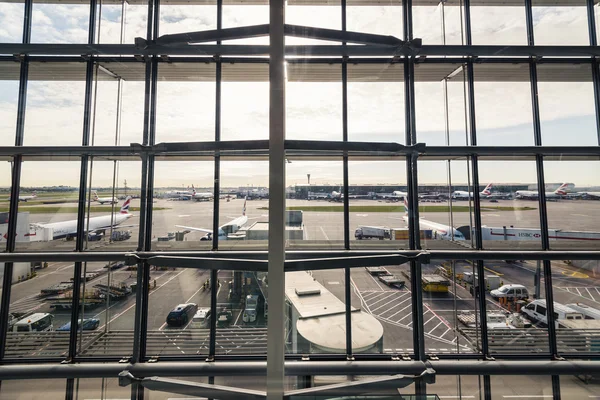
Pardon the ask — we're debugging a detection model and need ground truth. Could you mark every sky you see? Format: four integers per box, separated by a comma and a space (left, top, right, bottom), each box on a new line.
0, 1, 599, 188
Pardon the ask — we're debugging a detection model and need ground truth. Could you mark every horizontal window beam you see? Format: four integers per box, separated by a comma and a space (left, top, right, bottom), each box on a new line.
0, 360, 598, 380
0, 250, 597, 265
3, 44, 600, 57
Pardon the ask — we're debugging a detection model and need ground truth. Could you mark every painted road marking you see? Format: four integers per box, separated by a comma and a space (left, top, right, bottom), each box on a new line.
561, 271, 589, 279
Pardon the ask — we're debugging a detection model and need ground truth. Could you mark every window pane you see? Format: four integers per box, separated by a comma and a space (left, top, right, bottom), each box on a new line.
223, 5, 268, 44
287, 64, 342, 141
538, 64, 597, 146
159, 4, 216, 36
156, 62, 216, 143
0, 1, 23, 43
471, 6, 527, 45
484, 260, 548, 355
31, 2, 89, 44
217, 270, 267, 356
152, 161, 214, 251
478, 160, 542, 250
418, 159, 473, 249
287, 160, 342, 249
146, 266, 211, 357
24, 62, 86, 147
83, 160, 141, 252
0, 64, 18, 146
416, 64, 468, 146
348, 64, 405, 144
544, 160, 600, 250
348, 160, 407, 250
347, 3, 402, 38
474, 64, 534, 146
93, 62, 145, 146
221, 64, 268, 141
561, 375, 600, 397
16, 161, 81, 252
286, 6, 340, 45
533, 0, 589, 45
75, 259, 135, 357
0, 380, 66, 398
98, 3, 147, 44
220, 161, 268, 251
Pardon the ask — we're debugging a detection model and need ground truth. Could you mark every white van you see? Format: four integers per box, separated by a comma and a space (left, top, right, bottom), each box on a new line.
566, 303, 600, 320
12, 313, 54, 332
521, 300, 583, 328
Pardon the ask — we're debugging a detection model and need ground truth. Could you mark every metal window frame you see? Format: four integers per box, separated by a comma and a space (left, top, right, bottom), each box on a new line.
0, 1, 599, 399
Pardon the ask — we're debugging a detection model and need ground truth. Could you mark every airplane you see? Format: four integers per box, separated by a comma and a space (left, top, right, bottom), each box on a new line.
28, 197, 134, 241
577, 190, 600, 200
329, 187, 343, 202
515, 183, 569, 200
92, 190, 118, 205
391, 190, 407, 201
165, 189, 193, 201
451, 183, 493, 200
192, 185, 214, 202
8, 192, 37, 202
176, 198, 249, 241
402, 198, 465, 240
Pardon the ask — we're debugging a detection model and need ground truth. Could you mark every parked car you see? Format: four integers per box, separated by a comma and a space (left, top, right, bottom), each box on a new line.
166, 303, 198, 327
56, 318, 100, 332
190, 308, 211, 328
491, 284, 529, 301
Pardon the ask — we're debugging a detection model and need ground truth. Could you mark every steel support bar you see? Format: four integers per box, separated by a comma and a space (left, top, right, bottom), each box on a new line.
6, 43, 600, 57
2, 144, 600, 158
0, 250, 599, 264
0, 360, 599, 380
268, 0, 286, 398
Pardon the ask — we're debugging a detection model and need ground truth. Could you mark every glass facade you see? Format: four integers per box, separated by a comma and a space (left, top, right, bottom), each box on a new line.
0, 0, 600, 399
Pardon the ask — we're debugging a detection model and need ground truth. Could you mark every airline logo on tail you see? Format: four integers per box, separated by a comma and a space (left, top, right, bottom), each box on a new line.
120, 197, 132, 214
192, 185, 196, 196
92, 190, 99, 201
482, 183, 493, 196
403, 198, 409, 215
243, 198, 247, 216
555, 183, 569, 196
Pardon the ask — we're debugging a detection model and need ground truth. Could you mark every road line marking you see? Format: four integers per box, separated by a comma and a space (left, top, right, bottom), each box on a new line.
369, 293, 398, 308
440, 328, 451, 338
367, 272, 384, 291
576, 287, 583, 296
596, 287, 600, 298
363, 291, 389, 302
423, 315, 436, 325
380, 297, 412, 317
427, 321, 444, 335
97, 268, 187, 331
586, 287, 594, 301
319, 227, 330, 241
386, 303, 412, 320
397, 311, 412, 322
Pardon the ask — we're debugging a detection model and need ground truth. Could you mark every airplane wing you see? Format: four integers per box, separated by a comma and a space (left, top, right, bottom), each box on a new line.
175, 225, 213, 234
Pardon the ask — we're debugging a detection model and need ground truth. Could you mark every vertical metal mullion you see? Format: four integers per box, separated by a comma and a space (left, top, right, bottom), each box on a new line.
0, 0, 32, 357
525, 0, 559, 362
132, 59, 152, 363
268, 0, 286, 397
68, 0, 97, 353
586, 0, 600, 145
341, 0, 352, 360
209, 0, 223, 362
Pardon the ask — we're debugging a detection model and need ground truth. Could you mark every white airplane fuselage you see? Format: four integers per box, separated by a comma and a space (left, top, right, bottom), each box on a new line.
30, 213, 132, 240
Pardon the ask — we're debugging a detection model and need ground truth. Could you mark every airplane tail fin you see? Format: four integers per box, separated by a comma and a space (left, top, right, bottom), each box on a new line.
192, 185, 196, 196
555, 183, 569, 196
92, 190, 99, 201
242, 197, 247, 216
403, 197, 409, 215
482, 183, 493, 196
120, 196, 132, 214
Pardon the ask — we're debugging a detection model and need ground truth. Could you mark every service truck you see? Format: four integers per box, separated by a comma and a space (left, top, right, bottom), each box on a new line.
243, 294, 259, 323
354, 226, 391, 240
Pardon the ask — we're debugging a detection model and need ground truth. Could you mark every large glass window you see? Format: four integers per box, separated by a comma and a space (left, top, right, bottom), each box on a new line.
0, 1, 24, 43
31, 1, 89, 44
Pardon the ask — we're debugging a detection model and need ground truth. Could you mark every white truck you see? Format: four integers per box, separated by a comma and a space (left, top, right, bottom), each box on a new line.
566, 303, 600, 320
354, 226, 391, 240
243, 294, 259, 323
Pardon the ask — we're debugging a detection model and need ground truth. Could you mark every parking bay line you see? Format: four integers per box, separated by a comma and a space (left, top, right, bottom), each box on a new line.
371, 296, 403, 313
381, 298, 413, 319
